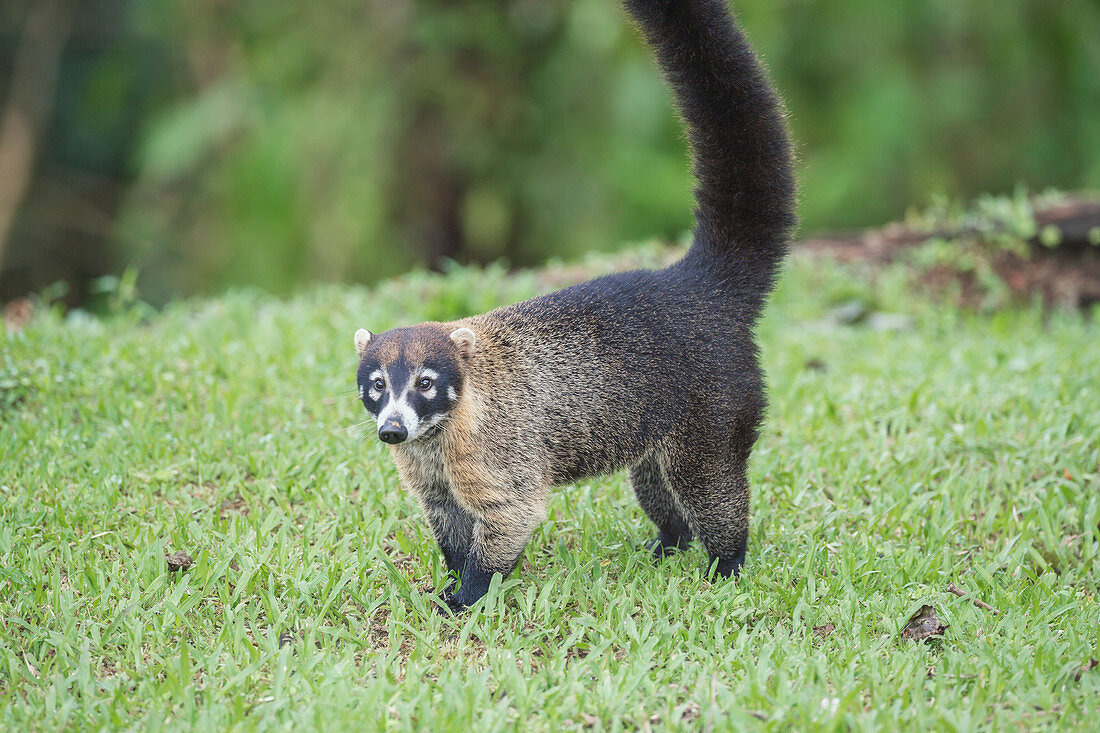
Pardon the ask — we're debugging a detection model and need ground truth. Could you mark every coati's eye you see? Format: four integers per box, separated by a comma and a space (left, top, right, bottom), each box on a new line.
372, 378, 385, 392
417, 377, 433, 391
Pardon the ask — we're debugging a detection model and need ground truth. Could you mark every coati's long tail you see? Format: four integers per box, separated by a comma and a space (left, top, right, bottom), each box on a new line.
625, 0, 796, 304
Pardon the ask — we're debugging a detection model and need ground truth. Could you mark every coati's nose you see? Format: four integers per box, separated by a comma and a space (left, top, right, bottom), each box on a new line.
379, 422, 408, 444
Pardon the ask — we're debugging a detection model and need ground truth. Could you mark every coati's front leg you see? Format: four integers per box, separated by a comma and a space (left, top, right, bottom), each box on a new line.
440, 500, 543, 613
418, 492, 475, 595
420, 491, 526, 613
429, 462, 546, 613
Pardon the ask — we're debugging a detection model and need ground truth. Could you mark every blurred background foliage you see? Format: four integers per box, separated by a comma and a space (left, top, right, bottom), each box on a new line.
1, 0, 1098, 306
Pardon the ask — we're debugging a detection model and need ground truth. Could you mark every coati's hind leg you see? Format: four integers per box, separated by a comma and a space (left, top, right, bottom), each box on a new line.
630, 451, 693, 559
665, 437, 754, 579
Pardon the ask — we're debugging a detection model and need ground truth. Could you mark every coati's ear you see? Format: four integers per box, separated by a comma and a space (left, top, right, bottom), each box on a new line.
449, 327, 476, 358
354, 329, 373, 357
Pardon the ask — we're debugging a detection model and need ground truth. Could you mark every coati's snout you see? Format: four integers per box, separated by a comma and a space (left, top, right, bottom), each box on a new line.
353, 324, 476, 444
378, 420, 407, 444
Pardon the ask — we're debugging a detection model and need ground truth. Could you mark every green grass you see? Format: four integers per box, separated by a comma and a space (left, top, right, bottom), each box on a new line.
2, 245, 1098, 731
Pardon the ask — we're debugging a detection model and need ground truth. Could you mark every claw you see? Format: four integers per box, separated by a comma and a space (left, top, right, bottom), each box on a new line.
432, 586, 471, 615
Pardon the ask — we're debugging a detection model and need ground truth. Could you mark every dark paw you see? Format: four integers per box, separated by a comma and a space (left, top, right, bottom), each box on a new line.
434, 595, 466, 615
646, 532, 691, 560
708, 552, 745, 579
433, 579, 476, 615
432, 561, 495, 614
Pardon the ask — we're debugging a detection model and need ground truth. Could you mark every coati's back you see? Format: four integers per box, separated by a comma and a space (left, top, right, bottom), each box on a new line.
354, 0, 797, 612
461, 262, 766, 484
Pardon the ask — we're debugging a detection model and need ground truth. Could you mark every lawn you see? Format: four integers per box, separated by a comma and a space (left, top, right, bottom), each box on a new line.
2, 244, 1098, 730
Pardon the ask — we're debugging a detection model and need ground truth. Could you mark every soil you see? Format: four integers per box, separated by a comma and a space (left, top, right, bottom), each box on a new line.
802, 194, 1100, 309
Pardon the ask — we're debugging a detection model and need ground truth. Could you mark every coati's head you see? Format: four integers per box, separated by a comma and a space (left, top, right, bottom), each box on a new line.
353, 324, 475, 444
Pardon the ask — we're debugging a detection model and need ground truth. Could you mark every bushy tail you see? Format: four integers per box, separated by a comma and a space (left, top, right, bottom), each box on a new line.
625, 0, 796, 304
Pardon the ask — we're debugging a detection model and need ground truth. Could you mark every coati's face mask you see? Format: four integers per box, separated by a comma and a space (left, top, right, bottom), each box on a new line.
353, 325, 475, 444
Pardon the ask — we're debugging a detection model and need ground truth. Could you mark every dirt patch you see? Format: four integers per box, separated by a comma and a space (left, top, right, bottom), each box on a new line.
1074, 659, 1098, 682
219, 495, 250, 518
803, 193, 1100, 309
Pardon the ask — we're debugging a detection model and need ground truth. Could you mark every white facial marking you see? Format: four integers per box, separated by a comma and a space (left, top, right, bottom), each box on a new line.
366, 365, 456, 443
367, 369, 385, 402
377, 389, 420, 438
358, 384, 364, 400
417, 368, 440, 401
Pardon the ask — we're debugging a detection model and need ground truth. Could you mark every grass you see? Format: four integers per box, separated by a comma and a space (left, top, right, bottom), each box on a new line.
2, 243, 1098, 731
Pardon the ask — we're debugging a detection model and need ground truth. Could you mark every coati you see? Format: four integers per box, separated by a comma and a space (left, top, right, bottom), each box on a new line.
354, 0, 795, 613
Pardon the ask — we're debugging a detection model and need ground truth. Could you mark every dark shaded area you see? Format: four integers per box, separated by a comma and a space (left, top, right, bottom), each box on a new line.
0, 0, 181, 308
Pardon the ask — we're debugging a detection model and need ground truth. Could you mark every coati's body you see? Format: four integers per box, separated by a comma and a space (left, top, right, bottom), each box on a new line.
355, 0, 796, 613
